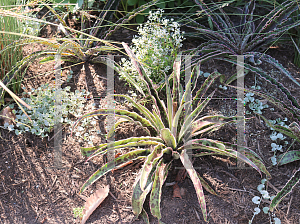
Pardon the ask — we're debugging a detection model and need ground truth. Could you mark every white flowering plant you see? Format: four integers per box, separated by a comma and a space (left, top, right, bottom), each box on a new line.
119, 9, 184, 87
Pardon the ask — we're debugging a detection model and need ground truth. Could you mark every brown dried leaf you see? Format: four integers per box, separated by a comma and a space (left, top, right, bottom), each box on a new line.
0, 106, 16, 125
173, 183, 182, 199
81, 185, 109, 224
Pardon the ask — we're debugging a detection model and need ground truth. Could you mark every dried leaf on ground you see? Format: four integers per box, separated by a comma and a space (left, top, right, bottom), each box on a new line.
173, 183, 182, 199
81, 185, 109, 224
0, 106, 16, 125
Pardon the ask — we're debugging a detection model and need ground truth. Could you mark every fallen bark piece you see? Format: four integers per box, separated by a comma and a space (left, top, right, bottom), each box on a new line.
81, 185, 109, 224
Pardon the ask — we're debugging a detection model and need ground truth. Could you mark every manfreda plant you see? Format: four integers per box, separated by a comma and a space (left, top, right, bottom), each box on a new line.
0, 0, 160, 100
73, 43, 270, 223
186, 0, 300, 111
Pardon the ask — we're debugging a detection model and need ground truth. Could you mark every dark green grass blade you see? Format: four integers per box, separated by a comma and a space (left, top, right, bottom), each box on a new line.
103, 0, 160, 40
87, 0, 121, 43
270, 167, 300, 212
80, 149, 150, 193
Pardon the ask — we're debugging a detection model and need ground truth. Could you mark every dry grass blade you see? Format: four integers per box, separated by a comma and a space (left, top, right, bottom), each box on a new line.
81, 185, 109, 224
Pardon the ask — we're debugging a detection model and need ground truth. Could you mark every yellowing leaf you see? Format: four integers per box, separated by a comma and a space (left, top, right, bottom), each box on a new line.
81, 185, 109, 224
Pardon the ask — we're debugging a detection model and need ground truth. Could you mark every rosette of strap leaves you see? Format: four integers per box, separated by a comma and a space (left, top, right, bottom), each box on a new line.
73, 43, 270, 223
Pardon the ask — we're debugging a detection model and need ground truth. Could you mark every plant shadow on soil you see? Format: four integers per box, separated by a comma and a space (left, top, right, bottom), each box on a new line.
1, 21, 300, 224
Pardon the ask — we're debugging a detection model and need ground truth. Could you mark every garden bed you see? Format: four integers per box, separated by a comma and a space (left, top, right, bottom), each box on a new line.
1, 4, 300, 224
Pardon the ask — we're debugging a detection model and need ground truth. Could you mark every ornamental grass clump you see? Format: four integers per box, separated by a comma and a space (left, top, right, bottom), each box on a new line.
73, 43, 270, 223
119, 9, 184, 87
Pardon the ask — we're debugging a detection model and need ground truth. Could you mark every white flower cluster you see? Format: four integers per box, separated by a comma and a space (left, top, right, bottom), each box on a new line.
120, 9, 184, 86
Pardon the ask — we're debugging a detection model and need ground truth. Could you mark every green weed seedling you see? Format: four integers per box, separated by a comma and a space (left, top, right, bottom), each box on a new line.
73, 206, 84, 218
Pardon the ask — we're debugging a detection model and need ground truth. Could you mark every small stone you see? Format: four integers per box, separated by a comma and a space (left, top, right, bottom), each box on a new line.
180, 187, 186, 197
0, 106, 16, 126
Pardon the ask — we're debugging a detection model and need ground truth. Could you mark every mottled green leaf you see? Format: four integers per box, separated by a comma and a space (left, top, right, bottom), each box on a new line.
122, 42, 169, 126
183, 139, 262, 176
180, 150, 207, 222
193, 72, 221, 103
115, 94, 163, 131
243, 151, 271, 178
278, 151, 300, 166
196, 172, 217, 196
140, 208, 150, 224
165, 73, 173, 129
140, 145, 168, 191
160, 128, 176, 149
81, 137, 163, 160
39, 56, 55, 63
270, 167, 300, 212
150, 160, 166, 220
72, 108, 157, 136
179, 91, 215, 142
132, 175, 153, 218
80, 149, 150, 193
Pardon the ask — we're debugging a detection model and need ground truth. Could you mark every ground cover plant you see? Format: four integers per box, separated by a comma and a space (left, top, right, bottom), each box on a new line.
258, 113, 300, 213
73, 43, 270, 223
0, 84, 99, 144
